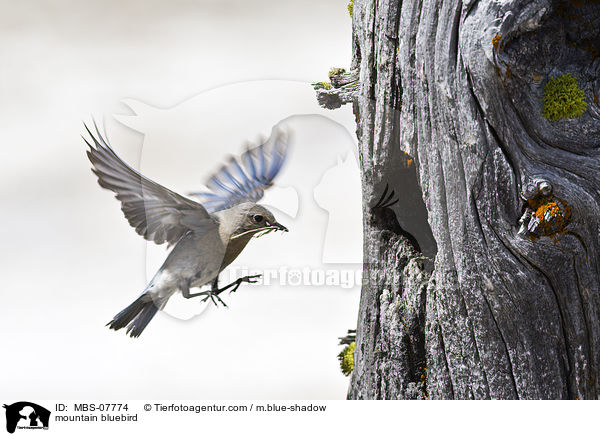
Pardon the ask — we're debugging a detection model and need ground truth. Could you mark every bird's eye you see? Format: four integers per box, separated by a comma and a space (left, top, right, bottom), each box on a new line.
253, 214, 264, 223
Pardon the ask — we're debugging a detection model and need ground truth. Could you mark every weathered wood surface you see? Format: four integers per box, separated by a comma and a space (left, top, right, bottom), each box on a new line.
324, 0, 600, 399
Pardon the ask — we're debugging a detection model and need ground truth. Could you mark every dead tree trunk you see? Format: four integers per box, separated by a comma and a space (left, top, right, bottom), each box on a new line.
318, 0, 600, 399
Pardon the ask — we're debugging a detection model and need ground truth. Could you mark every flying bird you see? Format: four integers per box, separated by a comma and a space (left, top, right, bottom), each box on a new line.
84, 123, 289, 337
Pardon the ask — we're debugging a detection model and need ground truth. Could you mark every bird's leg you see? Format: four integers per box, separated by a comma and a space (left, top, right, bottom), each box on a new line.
181, 275, 262, 308
212, 274, 262, 295
199, 275, 263, 306
180, 280, 226, 307
202, 276, 228, 307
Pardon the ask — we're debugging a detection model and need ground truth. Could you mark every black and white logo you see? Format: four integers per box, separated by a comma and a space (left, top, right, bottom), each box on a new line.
3, 402, 50, 433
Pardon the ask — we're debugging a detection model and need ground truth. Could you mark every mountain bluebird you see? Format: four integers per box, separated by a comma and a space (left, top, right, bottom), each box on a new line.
84, 123, 289, 337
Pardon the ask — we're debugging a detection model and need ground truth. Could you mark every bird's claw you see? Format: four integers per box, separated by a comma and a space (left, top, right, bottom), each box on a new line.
201, 291, 228, 307
230, 274, 262, 293
243, 274, 262, 283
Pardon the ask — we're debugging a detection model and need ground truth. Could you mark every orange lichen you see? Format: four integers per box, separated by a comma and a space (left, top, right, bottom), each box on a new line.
527, 195, 572, 238
535, 201, 561, 223
594, 94, 599, 105
505, 64, 512, 79
492, 34, 502, 52
418, 365, 427, 388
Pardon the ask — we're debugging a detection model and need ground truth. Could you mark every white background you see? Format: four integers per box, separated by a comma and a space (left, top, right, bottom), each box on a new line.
0, 0, 363, 399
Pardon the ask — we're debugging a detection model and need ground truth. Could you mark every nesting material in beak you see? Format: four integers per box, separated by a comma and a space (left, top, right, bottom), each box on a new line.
252, 222, 289, 238
272, 222, 288, 232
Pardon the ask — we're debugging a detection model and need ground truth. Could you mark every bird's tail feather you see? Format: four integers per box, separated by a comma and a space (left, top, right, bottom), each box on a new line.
107, 292, 161, 338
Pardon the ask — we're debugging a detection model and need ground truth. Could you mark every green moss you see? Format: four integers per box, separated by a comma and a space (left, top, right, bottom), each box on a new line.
542, 73, 587, 121
328, 67, 346, 78
338, 342, 355, 376
347, 0, 353, 17
322, 82, 332, 90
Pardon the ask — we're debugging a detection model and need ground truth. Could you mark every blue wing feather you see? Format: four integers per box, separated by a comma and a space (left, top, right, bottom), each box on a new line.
189, 128, 289, 212
242, 146, 258, 181
259, 144, 268, 184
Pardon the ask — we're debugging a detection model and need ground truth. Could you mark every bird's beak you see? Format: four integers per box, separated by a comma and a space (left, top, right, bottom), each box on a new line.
271, 222, 288, 232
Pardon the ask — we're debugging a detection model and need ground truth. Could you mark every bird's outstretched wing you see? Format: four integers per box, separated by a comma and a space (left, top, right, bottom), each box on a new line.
189, 128, 289, 213
84, 123, 216, 246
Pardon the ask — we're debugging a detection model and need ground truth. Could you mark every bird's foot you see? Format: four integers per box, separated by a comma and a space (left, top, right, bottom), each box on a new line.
201, 291, 229, 308
228, 274, 262, 294
200, 274, 262, 307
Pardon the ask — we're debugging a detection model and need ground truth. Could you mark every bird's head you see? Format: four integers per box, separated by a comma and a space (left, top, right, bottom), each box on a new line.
224, 203, 288, 240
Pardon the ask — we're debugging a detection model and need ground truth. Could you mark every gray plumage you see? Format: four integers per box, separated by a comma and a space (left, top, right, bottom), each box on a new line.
84, 123, 289, 337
